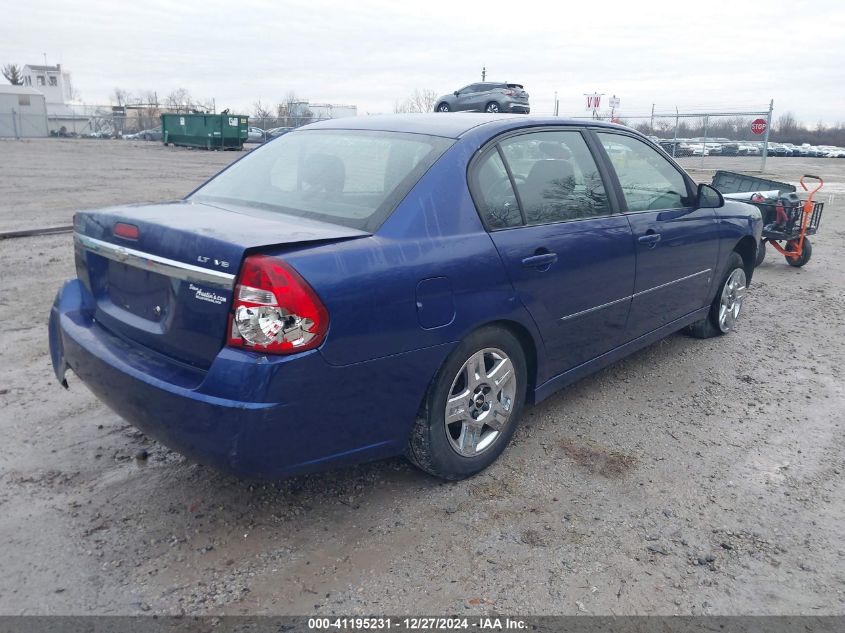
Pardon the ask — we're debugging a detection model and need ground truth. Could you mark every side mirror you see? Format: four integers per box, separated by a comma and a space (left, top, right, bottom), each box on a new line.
454, 91, 460, 97
697, 183, 724, 208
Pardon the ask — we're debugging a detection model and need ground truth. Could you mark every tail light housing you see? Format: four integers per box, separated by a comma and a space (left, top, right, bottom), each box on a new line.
503, 89, 515, 96
227, 254, 328, 354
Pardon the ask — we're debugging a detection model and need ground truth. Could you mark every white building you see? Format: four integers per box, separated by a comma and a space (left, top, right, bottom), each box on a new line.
22, 64, 74, 106
0, 85, 49, 137
20, 64, 102, 135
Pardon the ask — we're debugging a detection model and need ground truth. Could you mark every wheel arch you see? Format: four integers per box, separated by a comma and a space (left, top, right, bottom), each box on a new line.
405, 316, 540, 478
733, 235, 757, 285
414, 318, 541, 422
479, 318, 539, 405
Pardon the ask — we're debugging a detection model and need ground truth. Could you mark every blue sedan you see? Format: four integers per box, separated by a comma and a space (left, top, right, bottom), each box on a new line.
49, 114, 762, 480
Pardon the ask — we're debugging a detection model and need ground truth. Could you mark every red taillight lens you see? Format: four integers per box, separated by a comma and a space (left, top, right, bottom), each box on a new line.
227, 255, 328, 354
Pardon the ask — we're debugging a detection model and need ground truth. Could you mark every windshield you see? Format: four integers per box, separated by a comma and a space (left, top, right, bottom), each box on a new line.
191, 129, 453, 231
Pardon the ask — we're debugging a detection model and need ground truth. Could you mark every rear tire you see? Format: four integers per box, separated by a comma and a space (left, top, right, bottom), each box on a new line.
755, 240, 766, 267
436, 103, 450, 112
406, 326, 527, 480
786, 238, 812, 267
688, 252, 747, 339
485, 102, 502, 113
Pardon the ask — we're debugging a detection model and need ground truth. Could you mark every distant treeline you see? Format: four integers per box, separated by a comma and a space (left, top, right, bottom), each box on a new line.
620, 112, 845, 146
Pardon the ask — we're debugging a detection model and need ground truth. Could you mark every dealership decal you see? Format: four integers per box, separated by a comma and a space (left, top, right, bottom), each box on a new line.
189, 283, 227, 305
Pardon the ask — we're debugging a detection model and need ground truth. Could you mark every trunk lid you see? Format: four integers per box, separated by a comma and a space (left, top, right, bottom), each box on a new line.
73, 200, 368, 368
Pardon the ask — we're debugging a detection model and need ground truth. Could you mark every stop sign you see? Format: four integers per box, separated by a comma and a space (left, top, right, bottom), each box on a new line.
751, 118, 767, 135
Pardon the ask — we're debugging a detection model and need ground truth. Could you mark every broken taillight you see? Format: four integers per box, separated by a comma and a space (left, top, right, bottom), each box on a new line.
227, 255, 328, 354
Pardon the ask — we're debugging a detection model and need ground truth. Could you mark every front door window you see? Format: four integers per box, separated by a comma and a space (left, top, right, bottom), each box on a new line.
596, 133, 690, 212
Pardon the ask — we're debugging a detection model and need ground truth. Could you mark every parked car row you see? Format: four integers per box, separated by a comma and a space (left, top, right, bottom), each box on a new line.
765, 142, 845, 158
657, 138, 844, 158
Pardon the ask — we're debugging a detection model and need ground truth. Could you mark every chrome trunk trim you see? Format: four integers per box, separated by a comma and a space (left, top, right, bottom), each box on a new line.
74, 233, 236, 289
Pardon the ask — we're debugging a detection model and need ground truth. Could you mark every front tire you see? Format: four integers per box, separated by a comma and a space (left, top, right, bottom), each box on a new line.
406, 326, 527, 480
436, 102, 450, 112
688, 252, 747, 338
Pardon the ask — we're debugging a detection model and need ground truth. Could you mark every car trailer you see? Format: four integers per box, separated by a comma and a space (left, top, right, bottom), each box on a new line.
711, 170, 825, 268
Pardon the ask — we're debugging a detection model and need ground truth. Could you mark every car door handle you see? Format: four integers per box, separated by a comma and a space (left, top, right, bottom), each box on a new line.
638, 233, 662, 247
521, 252, 558, 268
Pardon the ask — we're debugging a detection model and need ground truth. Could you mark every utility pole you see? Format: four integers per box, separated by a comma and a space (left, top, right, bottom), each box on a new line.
672, 106, 679, 157
481, 66, 486, 81
554, 91, 559, 116
761, 98, 773, 173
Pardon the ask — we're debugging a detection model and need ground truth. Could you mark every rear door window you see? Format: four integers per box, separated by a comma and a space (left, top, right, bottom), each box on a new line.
498, 130, 612, 225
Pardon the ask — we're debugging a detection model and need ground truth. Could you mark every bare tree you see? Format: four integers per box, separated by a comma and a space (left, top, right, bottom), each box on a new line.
112, 87, 133, 106
276, 92, 312, 127
394, 88, 438, 113
251, 99, 274, 127
2, 64, 23, 85
253, 99, 273, 119
775, 112, 798, 139
654, 119, 673, 135
137, 90, 161, 130
194, 97, 215, 113
164, 88, 193, 113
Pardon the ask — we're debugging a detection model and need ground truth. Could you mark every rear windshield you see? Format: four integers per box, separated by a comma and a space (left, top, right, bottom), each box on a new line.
191, 129, 453, 231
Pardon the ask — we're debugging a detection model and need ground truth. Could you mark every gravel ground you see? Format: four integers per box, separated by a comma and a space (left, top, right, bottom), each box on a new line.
0, 139, 843, 615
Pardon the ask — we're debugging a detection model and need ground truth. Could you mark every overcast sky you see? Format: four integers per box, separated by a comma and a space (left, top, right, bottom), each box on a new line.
5, 0, 844, 124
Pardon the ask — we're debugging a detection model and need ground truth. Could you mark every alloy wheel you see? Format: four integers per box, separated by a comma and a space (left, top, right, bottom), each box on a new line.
718, 268, 746, 332
444, 347, 516, 457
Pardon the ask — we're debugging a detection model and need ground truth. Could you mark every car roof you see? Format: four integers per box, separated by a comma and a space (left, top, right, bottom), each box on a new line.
302, 113, 627, 139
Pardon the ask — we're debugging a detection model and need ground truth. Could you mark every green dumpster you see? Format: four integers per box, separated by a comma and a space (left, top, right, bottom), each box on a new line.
160, 113, 248, 150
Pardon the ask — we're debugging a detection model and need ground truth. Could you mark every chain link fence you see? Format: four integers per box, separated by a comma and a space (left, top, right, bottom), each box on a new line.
1, 111, 336, 140
0, 112, 49, 138
571, 105, 775, 171
248, 115, 332, 132
11, 102, 814, 176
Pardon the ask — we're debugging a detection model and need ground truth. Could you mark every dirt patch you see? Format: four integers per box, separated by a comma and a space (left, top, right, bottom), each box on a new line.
559, 438, 638, 479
